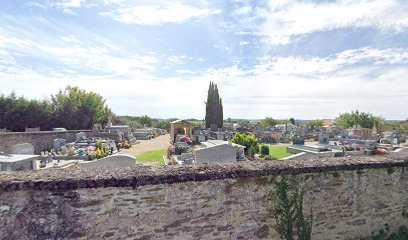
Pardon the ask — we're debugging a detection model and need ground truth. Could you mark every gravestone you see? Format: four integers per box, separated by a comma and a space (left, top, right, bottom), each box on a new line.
75, 132, 87, 142
195, 144, 236, 164
318, 133, 329, 144
197, 134, 206, 143
11, 143, 35, 155
53, 138, 67, 151
93, 124, 102, 133
216, 132, 225, 140
210, 124, 218, 131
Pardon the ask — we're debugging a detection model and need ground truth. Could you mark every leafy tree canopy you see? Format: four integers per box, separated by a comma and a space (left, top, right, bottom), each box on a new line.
260, 117, 279, 129
336, 110, 383, 129
305, 120, 324, 127
231, 133, 259, 154
52, 86, 110, 129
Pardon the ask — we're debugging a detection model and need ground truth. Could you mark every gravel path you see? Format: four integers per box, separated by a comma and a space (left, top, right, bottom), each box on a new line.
118, 134, 170, 156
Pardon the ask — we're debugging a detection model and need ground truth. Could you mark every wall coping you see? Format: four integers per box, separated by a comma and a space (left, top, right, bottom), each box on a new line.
0, 154, 407, 191
0, 130, 93, 135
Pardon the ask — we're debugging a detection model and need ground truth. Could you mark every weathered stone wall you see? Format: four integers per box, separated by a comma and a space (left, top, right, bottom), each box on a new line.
0, 130, 94, 154
0, 156, 407, 239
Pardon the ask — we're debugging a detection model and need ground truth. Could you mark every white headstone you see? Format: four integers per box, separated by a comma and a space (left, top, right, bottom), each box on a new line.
11, 143, 35, 155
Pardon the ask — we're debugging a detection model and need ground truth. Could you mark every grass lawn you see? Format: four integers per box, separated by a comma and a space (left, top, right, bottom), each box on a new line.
136, 150, 166, 166
268, 145, 293, 159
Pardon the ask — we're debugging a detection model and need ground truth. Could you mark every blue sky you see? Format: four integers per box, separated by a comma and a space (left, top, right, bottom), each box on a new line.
1, 0, 408, 120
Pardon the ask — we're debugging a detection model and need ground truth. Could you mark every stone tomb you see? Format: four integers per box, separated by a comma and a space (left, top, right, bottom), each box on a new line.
53, 138, 67, 151
10, 143, 35, 155
195, 143, 236, 164
75, 132, 87, 142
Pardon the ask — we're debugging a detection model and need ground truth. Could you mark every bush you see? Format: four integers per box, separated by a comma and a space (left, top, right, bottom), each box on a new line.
231, 133, 259, 154
123, 142, 131, 149
95, 148, 102, 159
248, 146, 257, 157
261, 145, 270, 155
96, 140, 103, 150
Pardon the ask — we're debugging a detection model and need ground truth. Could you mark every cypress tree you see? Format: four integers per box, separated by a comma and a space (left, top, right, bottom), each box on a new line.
205, 82, 223, 128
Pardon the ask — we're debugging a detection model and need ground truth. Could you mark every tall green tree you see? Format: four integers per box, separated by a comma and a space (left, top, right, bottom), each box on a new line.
336, 110, 383, 129
0, 93, 54, 131
205, 82, 224, 128
138, 115, 153, 127
51, 86, 110, 130
260, 117, 279, 129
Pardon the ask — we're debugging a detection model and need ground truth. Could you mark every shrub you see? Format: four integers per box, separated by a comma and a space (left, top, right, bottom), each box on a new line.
96, 140, 103, 150
122, 142, 131, 149
95, 148, 102, 159
232, 133, 259, 154
261, 145, 270, 155
249, 146, 257, 157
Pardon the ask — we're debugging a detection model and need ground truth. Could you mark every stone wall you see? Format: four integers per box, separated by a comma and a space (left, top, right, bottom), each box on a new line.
0, 156, 407, 239
0, 130, 94, 154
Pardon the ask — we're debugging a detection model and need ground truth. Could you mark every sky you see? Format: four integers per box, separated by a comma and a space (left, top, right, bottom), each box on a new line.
1, 0, 408, 120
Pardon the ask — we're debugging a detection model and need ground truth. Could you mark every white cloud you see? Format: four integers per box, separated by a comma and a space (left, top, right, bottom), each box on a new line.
255, 47, 408, 77
62, 8, 77, 15
25, 2, 47, 9
183, 47, 408, 119
176, 69, 195, 74
57, 0, 86, 8
261, 0, 408, 44
168, 55, 193, 64
101, 3, 221, 25
232, 6, 252, 16
239, 41, 250, 46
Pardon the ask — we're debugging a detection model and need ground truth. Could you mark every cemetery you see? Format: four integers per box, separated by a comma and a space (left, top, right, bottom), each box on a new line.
0, 116, 170, 171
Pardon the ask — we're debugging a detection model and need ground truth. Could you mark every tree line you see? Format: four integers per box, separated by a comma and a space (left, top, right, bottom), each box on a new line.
0, 86, 111, 131
114, 115, 173, 131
